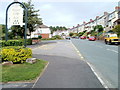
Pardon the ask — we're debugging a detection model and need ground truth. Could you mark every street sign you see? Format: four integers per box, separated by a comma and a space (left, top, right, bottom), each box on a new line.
6, 1, 28, 47
9, 4, 23, 26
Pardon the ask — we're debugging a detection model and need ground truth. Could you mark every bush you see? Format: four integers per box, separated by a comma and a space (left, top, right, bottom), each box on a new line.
1, 46, 32, 63
0, 39, 33, 47
27, 39, 32, 45
38, 35, 42, 39
52, 35, 62, 39
1, 40, 24, 47
69, 32, 74, 36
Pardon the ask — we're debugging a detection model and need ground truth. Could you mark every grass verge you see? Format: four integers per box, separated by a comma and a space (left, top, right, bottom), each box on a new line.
1, 59, 48, 83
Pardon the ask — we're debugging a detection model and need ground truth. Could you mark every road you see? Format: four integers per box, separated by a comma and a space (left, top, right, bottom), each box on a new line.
71, 39, 119, 88
32, 40, 104, 88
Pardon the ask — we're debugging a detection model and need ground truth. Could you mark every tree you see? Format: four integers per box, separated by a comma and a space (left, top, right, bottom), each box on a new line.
69, 32, 74, 36
112, 24, 120, 37
0, 24, 6, 39
94, 25, 103, 32
11, 0, 42, 39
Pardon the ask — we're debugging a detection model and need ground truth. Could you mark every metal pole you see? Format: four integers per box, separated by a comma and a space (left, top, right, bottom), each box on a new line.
24, 8, 28, 47
5, 10, 8, 41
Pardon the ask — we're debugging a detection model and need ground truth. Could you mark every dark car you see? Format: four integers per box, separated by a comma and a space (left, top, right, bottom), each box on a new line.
88, 36, 96, 41
66, 36, 70, 40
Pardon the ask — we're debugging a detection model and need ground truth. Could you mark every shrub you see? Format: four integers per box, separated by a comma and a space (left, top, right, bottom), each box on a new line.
38, 35, 42, 39
0, 39, 33, 47
69, 32, 74, 36
27, 39, 32, 45
1, 46, 32, 63
1, 40, 24, 47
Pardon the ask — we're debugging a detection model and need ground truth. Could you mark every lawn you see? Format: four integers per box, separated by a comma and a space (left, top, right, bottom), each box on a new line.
1, 59, 48, 82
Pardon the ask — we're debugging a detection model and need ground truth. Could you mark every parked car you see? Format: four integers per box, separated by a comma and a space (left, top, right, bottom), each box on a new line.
66, 36, 71, 40
104, 33, 120, 45
88, 36, 96, 41
80, 36, 86, 39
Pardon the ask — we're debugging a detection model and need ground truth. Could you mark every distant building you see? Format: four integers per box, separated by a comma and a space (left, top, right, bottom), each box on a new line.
30, 24, 51, 39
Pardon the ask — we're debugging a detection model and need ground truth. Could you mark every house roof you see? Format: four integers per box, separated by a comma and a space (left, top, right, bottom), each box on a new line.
37, 24, 49, 28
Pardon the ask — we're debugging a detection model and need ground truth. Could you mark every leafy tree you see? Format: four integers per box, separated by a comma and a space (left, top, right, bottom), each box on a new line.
69, 32, 74, 36
112, 24, 120, 37
50, 26, 68, 35
94, 25, 104, 32
78, 32, 84, 36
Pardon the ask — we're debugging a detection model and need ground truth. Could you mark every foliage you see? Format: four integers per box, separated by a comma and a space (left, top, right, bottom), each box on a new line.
1, 40, 24, 47
1, 39, 33, 47
27, 39, 32, 45
50, 26, 68, 34
69, 32, 74, 36
0, 24, 6, 40
52, 35, 62, 39
112, 25, 120, 37
2, 59, 48, 82
38, 35, 42, 39
1, 46, 32, 63
78, 32, 84, 36
94, 25, 104, 32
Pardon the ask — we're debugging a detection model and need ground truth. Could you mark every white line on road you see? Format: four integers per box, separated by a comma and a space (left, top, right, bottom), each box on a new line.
87, 62, 109, 89
106, 49, 118, 53
71, 40, 109, 89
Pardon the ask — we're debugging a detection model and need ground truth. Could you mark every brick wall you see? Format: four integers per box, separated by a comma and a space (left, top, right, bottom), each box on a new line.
40, 34, 49, 39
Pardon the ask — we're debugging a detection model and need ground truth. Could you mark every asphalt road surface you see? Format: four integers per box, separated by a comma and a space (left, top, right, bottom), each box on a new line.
32, 40, 104, 88
71, 39, 119, 88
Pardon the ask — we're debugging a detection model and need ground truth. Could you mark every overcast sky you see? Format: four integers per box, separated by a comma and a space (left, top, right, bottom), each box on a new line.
0, 0, 119, 28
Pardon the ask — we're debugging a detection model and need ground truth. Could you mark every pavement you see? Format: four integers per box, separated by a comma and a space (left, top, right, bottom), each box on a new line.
2, 40, 105, 89
71, 39, 119, 88
32, 40, 104, 88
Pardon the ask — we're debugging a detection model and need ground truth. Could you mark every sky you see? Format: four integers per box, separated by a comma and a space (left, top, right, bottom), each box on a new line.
0, 0, 119, 28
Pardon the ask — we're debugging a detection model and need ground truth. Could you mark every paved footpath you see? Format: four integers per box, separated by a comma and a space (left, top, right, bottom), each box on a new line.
32, 40, 104, 88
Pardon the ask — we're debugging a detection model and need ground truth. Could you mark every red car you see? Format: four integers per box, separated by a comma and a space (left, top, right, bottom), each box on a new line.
80, 36, 86, 39
88, 36, 96, 41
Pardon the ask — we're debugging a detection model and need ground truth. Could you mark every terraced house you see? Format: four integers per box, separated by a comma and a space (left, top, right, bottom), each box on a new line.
69, 6, 120, 34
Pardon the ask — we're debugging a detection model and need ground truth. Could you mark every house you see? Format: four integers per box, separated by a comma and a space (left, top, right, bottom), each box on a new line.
105, 7, 120, 32
30, 24, 51, 39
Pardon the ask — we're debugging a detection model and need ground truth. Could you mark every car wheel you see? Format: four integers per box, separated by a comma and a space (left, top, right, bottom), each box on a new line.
107, 40, 111, 45
105, 40, 107, 44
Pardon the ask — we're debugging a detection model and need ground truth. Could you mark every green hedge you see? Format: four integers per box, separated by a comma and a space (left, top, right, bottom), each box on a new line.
0, 39, 32, 47
1, 46, 32, 63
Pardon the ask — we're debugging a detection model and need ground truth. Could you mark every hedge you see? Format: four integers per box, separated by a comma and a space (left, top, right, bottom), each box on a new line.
0, 39, 32, 47
1, 46, 32, 63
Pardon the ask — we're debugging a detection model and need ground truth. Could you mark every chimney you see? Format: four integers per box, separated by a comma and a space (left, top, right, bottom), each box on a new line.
115, 6, 120, 11
90, 19, 93, 22
77, 24, 80, 27
96, 16, 99, 19
83, 21, 86, 24
104, 12, 108, 15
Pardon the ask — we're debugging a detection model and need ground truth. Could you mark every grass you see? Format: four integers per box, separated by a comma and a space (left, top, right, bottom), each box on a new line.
1, 59, 48, 83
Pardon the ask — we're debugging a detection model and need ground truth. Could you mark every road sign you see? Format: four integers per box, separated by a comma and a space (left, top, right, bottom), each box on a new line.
9, 4, 23, 26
